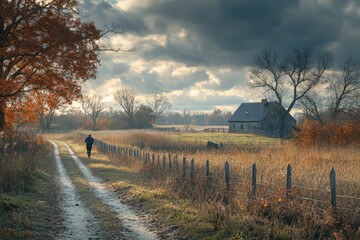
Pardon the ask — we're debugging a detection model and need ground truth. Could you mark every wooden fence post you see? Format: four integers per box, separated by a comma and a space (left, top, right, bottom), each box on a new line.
252, 163, 256, 197
286, 164, 292, 199
206, 160, 210, 177
330, 167, 336, 207
190, 158, 194, 182
183, 156, 187, 179
168, 154, 172, 171
224, 161, 230, 205
175, 154, 179, 172
162, 154, 166, 174
225, 161, 230, 192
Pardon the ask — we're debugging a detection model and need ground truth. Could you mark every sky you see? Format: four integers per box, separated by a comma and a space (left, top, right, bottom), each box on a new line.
78, 0, 360, 114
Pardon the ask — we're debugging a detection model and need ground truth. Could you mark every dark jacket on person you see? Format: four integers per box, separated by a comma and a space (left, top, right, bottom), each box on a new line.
85, 136, 94, 146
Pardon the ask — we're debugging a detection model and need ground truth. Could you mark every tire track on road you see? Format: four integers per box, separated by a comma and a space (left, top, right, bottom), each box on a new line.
50, 141, 102, 240
62, 142, 159, 240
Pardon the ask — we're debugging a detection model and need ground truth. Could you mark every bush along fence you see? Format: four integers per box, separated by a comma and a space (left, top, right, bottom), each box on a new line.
91, 138, 360, 216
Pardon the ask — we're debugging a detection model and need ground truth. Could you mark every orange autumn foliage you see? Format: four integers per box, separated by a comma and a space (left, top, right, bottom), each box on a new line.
293, 119, 360, 147
0, 0, 101, 129
5, 95, 39, 129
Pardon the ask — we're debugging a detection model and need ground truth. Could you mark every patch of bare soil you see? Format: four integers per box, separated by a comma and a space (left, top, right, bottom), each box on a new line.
63, 142, 159, 240
50, 141, 102, 239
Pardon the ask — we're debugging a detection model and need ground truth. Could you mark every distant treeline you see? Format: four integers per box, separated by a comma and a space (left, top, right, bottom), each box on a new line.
34, 108, 232, 131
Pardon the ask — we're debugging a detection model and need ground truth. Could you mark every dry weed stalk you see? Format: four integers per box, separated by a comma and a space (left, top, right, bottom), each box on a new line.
73, 131, 360, 238
0, 131, 44, 193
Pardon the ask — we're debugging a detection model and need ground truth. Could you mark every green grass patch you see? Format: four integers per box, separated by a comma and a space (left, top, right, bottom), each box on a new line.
166, 132, 281, 146
0, 143, 57, 239
56, 142, 124, 239
63, 139, 274, 239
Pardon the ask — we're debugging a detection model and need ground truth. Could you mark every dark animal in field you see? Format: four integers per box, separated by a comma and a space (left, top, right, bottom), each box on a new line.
207, 141, 223, 149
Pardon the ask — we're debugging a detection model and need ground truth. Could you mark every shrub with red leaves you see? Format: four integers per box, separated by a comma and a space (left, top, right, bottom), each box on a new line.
293, 119, 360, 148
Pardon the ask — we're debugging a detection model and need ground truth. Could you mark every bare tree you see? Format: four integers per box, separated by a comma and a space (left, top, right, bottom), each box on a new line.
81, 95, 105, 130
299, 90, 327, 124
300, 56, 360, 123
114, 89, 138, 128
250, 49, 333, 138
329, 56, 360, 120
182, 109, 193, 131
148, 92, 171, 124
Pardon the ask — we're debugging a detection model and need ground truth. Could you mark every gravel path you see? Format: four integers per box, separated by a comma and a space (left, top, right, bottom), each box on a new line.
51, 140, 159, 240
50, 141, 102, 240
62, 142, 158, 240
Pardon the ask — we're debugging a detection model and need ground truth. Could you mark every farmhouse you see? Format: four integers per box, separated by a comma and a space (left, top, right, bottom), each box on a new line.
228, 99, 295, 137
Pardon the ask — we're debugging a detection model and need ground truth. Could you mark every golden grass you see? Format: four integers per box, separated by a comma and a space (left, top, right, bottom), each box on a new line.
0, 139, 56, 239
72, 130, 360, 210
0, 132, 44, 193
78, 130, 282, 151
58, 131, 360, 239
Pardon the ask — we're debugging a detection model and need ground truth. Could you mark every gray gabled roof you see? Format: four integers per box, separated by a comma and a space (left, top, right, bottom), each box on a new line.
228, 101, 279, 122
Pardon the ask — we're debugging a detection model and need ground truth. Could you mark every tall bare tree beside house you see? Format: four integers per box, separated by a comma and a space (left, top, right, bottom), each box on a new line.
299, 90, 327, 125
81, 95, 105, 130
300, 56, 360, 123
114, 89, 138, 128
250, 49, 333, 138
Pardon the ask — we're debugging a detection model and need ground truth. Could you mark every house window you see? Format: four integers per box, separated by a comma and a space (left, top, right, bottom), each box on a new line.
241, 124, 243, 130
233, 124, 235, 130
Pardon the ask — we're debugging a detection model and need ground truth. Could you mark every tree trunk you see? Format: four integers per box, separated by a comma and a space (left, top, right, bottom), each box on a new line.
0, 98, 5, 131
92, 119, 97, 130
0, 18, 5, 131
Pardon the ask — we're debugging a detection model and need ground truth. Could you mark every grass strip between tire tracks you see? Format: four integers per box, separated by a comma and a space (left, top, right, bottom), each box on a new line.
63, 139, 273, 240
56, 141, 126, 239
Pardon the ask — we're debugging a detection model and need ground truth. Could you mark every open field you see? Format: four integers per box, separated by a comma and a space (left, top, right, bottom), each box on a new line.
153, 124, 229, 132
166, 132, 281, 145
78, 130, 283, 152
65, 130, 360, 239
3, 131, 358, 238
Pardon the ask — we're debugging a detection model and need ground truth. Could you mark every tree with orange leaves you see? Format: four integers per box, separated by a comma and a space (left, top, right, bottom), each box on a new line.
35, 90, 74, 130
0, 0, 102, 130
6, 94, 39, 130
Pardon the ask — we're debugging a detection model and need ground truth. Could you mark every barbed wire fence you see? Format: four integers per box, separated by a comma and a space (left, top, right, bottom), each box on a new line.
84, 135, 360, 223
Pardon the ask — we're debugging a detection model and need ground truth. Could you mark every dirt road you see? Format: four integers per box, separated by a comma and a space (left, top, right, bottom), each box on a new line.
50, 141, 159, 240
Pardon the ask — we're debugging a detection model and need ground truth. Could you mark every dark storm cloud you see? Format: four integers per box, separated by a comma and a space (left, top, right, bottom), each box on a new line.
79, 0, 360, 112
80, 0, 147, 34
136, 0, 359, 66
81, 0, 360, 67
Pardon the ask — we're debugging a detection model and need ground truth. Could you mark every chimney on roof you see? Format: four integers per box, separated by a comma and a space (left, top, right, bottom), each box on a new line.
261, 99, 267, 103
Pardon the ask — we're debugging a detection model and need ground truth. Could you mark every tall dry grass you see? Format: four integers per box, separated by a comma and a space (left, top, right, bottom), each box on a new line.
73, 131, 360, 238
77, 130, 211, 151
0, 131, 45, 193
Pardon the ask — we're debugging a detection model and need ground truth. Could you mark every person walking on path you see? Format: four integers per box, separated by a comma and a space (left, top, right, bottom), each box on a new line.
85, 134, 94, 158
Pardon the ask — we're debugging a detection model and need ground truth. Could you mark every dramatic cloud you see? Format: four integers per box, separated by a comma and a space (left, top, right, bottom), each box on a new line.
78, 0, 360, 112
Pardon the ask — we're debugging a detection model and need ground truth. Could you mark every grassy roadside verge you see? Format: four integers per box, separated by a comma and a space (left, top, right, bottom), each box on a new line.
54, 141, 126, 239
0, 142, 57, 240
61, 139, 274, 239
